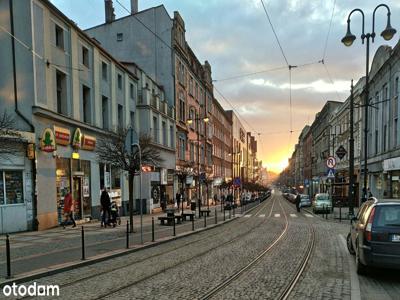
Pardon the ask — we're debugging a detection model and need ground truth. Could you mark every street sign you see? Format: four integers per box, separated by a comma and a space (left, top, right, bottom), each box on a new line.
336, 145, 347, 160
233, 177, 241, 186
326, 156, 336, 169
327, 168, 335, 178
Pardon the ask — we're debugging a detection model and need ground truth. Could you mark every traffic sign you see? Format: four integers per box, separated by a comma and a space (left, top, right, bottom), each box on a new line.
327, 168, 335, 178
326, 156, 336, 168
336, 145, 347, 160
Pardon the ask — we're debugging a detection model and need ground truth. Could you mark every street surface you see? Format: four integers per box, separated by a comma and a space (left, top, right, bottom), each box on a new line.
2, 192, 400, 299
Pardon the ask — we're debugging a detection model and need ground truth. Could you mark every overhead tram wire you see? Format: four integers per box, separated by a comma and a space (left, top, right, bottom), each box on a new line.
213, 66, 288, 82
322, 0, 337, 61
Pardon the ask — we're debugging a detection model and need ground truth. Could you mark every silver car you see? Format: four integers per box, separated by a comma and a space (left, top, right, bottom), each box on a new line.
312, 193, 332, 213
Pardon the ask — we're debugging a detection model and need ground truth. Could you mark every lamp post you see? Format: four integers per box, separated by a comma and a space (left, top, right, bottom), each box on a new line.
187, 116, 209, 218
349, 80, 355, 215
341, 4, 396, 204
131, 143, 143, 244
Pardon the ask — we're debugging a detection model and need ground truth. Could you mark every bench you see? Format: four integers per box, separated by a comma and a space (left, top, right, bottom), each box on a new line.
199, 209, 211, 217
182, 212, 195, 221
158, 215, 183, 225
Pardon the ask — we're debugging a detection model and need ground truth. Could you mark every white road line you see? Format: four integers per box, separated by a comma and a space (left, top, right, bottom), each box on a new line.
339, 234, 361, 300
259, 214, 265, 218
244, 215, 251, 218
274, 213, 280, 217
290, 214, 297, 218
305, 213, 314, 218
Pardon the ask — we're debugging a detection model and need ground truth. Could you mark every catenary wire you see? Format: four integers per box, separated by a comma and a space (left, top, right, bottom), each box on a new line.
322, 0, 336, 60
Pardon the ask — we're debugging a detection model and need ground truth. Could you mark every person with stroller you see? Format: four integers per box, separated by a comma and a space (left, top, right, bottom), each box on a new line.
100, 188, 111, 227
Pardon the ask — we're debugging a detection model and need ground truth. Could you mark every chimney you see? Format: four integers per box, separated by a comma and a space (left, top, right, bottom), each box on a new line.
131, 0, 138, 14
105, 0, 115, 23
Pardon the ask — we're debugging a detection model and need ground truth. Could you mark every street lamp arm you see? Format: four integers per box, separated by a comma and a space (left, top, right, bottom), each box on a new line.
348, 8, 365, 41
372, 4, 396, 42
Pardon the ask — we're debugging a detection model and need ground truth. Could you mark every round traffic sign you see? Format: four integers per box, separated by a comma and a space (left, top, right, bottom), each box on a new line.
326, 156, 336, 168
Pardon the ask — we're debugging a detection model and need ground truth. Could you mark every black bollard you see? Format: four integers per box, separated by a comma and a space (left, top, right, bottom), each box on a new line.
173, 216, 176, 236
229, 208, 231, 219
126, 221, 129, 249
233, 205, 235, 217
215, 208, 218, 224
339, 205, 342, 222
81, 226, 85, 260
204, 213, 207, 228
223, 209, 226, 221
6, 234, 11, 279
192, 216, 195, 231
152, 217, 155, 242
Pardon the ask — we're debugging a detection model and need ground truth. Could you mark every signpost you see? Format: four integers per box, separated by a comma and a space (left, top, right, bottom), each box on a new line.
326, 156, 336, 169
327, 168, 335, 178
336, 146, 347, 160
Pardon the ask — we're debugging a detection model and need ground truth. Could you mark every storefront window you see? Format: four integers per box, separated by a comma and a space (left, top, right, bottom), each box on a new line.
392, 173, 400, 199
0, 171, 24, 205
81, 160, 91, 216
56, 158, 71, 223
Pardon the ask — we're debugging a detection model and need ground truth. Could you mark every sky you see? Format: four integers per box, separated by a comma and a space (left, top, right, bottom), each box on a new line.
50, 0, 400, 173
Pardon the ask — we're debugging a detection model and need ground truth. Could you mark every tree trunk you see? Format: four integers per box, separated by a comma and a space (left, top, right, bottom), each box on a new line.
129, 173, 134, 233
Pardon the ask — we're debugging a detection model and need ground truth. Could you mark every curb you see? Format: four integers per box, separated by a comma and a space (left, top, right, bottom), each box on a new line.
0, 199, 268, 287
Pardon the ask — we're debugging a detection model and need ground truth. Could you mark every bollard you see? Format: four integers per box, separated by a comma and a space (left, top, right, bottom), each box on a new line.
192, 216, 195, 231
215, 208, 218, 224
152, 217, 155, 242
221, 201, 223, 212
6, 234, 11, 279
229, 208, 231, 219
223, 209, 226, 221
233, 205, 235, 217
81, 226, 85, 260
173, 216, 176, 236
204, 213, 207, 227
126, 221, 129, 249
339, 205, 342, 222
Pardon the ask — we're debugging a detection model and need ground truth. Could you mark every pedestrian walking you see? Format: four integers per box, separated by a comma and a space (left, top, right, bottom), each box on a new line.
62, 191, 76, 229
295, 192, 301, 212
213, 194, 218, 205
176, 192, 181, 212
100, 188, 111, 227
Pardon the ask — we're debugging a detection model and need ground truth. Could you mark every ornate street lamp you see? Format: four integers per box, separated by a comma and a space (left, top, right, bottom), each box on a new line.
341, 4, 396, 207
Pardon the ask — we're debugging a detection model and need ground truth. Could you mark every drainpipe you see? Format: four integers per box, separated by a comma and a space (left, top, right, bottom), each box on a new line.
10, 0, 38, 231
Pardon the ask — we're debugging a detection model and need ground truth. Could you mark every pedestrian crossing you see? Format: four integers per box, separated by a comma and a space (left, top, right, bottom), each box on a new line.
241, 213, 314, 218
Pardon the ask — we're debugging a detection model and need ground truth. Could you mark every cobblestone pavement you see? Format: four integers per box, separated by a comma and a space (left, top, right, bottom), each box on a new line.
3, 193, 399, 299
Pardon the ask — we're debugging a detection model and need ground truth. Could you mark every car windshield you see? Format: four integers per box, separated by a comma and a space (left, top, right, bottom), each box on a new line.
374, 205, 400, 227
316, 195, 330, 201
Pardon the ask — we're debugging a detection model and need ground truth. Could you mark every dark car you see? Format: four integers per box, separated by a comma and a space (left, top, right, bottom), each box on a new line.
347, 197, 400, 274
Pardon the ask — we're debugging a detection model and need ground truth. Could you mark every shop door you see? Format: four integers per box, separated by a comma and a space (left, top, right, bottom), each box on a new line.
72, 176, 83, 220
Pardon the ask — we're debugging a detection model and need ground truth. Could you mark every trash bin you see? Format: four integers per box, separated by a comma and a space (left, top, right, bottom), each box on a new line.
191, 201, 196, 211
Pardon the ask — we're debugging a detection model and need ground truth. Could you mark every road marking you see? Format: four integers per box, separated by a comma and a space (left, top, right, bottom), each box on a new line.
259, 214, 265, 218
274, 214, 280, 217
290, 214, 297, 217
244, 215, 251, 218
305, 213, 314, 218
339, 234, 361, 300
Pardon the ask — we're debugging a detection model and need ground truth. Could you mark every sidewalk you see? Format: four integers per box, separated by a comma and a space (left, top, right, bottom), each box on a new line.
0, 201, 255, 281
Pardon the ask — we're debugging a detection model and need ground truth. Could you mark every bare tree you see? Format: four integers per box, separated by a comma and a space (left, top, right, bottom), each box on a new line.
0, 110, 22, 158
96, 128, 163, 231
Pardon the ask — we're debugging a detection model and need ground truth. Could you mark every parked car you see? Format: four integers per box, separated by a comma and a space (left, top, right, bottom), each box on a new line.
347, 197, 400, 274
287, 193, 296, 203
312, 193, 332, 213
299, 194, 311, 207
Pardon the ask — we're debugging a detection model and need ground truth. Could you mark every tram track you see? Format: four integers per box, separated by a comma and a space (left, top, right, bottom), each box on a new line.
21, 195, 275, 299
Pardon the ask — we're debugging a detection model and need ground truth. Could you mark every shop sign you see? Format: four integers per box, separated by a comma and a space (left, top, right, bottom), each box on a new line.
72, 128, 82, 149
83, 177, 90, 197
26, 143, 35, 160
54, 126, 70, 146
160, 168, 167, 185
186, 175, 193, 185
40, 128, 56, 153
167, 173, 174, 184
213, 177, 223, 186
82, 134, 96, 151
383, 157, 400, 171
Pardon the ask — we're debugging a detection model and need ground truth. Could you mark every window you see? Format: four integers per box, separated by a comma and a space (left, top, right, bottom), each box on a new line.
153, 116, 158, 143
179, 92, 185, 121
179, 136, 186, 160
395, 118, 398, 147
130, 111, 135, 130
82, 46, 89, 67
102, 96, 109, 129
0, 171, 24, 205
117, 74, 122, 89
102, 62, 108, 81
162, 121, 167, 146
82, 85, 91, 123
189, 76, 194, 95
117, 33, 123, 41
195, 82, 199, 100
190, 142, 194, 162
118, 104, 123, 129
56, 70, 67, 115
130, 83, 134, 99
55, 24, 64, 49
170, 126, 174, 148
384, 125, 387, 152
375, 130, 379, 154
189, 108, 195, 130
396, 77, 399, 95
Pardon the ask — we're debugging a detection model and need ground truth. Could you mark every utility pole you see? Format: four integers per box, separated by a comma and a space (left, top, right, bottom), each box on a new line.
349, 80, 355, 215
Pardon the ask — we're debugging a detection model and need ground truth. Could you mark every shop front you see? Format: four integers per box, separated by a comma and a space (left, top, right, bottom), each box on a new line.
382, 157, 400, 199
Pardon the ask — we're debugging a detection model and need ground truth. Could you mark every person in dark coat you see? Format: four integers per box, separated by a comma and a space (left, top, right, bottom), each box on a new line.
100, 188, 111, 227
176, 192, 181, 212
295, 192, 301, 212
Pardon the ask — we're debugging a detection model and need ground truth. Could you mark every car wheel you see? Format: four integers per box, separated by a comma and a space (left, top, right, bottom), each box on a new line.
346, 233, 355, 255
355, 242, 367, 275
